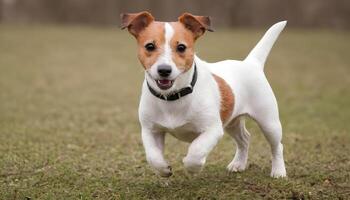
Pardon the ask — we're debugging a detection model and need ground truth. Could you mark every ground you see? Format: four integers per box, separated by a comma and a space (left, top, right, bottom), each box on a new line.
0, 24, 349, 199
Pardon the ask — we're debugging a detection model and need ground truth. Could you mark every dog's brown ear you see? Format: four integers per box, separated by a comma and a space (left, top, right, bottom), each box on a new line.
120, 11, 154, 37
178, 13, 213, 39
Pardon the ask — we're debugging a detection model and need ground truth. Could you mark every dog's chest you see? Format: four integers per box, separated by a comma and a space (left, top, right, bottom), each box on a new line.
156, 122, 199, 142
154, 114, 199, 142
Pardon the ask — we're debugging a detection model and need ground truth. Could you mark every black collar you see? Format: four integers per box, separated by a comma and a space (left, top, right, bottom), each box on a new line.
147, 64, 197, 101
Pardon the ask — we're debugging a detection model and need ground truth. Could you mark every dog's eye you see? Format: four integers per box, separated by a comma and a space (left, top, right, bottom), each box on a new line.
145, 43, 156, 52
176, 44, 187, 53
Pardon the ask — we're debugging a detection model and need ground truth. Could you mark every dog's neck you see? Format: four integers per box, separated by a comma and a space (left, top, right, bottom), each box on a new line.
145, 58, 197, 96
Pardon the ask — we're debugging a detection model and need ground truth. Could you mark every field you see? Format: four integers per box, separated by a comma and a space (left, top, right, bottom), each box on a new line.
0, 24, 349, 199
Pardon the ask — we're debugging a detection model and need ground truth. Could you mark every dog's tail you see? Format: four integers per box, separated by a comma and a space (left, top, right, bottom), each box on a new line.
245, 21, 287, 69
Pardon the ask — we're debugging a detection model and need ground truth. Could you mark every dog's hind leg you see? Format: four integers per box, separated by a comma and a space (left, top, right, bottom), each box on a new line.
226, 117, 250, 172
249, 93, 287, 178
255, 116, 286, 178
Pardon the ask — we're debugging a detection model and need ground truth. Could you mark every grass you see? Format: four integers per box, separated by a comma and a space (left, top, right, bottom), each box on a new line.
0, 24, 349, 199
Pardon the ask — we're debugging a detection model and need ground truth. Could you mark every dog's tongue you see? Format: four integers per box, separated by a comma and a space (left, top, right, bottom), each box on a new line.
159, 79, 170, 84
156, 79, 173, 90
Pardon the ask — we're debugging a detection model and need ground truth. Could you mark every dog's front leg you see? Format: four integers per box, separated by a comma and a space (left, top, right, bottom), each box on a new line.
141, 127, 172, 177
183, 124, 224, 173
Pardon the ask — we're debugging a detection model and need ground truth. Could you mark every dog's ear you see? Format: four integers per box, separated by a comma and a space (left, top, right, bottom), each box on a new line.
178, 13, 213, 39
120, 11, 155, 37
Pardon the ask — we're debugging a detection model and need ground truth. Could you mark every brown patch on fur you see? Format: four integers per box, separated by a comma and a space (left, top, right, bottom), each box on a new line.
169, 22, 195, 72
178, 13, 213, 39
121, 12, 155, 38
212, 74, 234, 124
136, 22, 165, 69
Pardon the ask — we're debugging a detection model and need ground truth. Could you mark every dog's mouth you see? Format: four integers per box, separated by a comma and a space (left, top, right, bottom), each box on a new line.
156, 79, 174, 90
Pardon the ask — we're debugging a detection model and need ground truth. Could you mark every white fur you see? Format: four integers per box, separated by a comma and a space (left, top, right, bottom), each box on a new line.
138, 21, 287, 178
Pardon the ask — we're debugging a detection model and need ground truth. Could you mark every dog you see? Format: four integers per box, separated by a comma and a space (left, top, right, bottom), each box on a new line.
121, 11, 287, 178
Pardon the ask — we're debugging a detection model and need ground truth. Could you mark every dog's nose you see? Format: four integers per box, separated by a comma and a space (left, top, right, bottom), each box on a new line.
157, 64, 172, 77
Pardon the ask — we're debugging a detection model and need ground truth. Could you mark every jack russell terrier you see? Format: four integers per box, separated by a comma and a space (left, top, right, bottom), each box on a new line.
121, 11, 287, 178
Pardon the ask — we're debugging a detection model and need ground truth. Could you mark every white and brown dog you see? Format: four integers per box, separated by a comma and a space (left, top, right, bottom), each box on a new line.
121, 11, 287, 178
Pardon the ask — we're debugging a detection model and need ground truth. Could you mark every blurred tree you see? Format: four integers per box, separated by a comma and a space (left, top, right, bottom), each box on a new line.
0, 0, 348, 28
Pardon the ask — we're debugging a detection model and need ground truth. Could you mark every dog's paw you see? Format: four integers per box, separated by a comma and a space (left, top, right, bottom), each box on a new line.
270, 167, 287, 178
183, 156, 205, 174
147, 157, 172, 177
227, 160, 247, 172
156, 165, 173, 178
270, 158, 287, 178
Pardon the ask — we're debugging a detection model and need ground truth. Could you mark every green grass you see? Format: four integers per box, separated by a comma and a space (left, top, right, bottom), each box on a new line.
0, 24, 349, 199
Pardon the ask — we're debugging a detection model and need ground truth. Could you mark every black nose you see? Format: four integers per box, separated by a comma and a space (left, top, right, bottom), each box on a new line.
157, 64, 172, 77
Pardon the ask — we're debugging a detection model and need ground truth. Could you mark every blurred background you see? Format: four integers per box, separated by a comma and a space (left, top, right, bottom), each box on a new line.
0, 0, 349, 28
1, 0, 350, 199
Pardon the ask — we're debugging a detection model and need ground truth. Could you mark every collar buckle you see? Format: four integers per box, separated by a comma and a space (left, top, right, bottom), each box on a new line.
177, 92, 181, 99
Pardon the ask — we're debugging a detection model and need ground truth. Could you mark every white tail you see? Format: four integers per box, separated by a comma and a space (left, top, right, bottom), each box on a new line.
245, 21, 287, 69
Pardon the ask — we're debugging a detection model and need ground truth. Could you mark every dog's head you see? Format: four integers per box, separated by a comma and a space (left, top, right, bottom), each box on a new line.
121, 11, 212, 92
